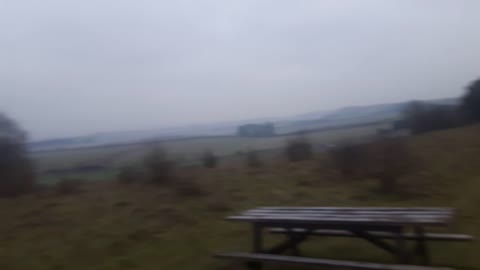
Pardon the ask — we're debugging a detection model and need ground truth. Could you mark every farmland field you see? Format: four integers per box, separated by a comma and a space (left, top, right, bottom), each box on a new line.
32, 122, 390, 184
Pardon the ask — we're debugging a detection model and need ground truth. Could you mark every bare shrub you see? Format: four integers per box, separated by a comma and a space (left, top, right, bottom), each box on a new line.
367, 138, 414, 193
202, 150, 218, 168
285, 137, 313, 162
329, 138, 414, 192
117, 166, 142, 184
246, 150, 262, 168
143, 147, 174, 184
55, 178, 83, 195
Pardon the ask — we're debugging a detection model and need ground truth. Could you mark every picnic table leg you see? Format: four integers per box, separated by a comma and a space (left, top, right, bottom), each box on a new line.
253, 223, 263, 253
414, 226, 430, 265
394, 227, 409, 264
248, 223, 263, 270
289, 230, 301, 256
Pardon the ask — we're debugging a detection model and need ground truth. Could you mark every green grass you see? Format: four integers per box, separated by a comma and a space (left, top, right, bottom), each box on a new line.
2, 125, 480, 270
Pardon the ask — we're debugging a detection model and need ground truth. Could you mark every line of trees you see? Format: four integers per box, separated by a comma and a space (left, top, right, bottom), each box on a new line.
237, 123, 275, 137
404, 78, 480, 134
403, 101, 467, 134
463, 78, 480, 121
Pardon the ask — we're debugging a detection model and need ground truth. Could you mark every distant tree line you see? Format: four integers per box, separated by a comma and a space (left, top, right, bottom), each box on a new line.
403, 101, 467, 134
237, 123, 275, 137
403, 78, 480, 134
463, 78, 480, 121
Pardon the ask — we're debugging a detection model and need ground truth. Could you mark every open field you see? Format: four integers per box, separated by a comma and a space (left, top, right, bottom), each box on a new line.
31, 123, 390, 184
2, 125, 480, 270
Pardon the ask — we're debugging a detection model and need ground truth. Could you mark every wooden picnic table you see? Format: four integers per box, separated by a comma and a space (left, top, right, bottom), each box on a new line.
216, 207, 472, 270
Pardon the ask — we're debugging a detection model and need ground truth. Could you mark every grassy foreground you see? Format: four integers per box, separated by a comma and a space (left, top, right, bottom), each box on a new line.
1, 125, 480, 270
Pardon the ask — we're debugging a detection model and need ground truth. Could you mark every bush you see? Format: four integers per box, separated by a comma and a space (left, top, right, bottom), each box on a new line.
202, 150, 218, 168
330, 138, 414, 192
143, 147, 174, 184
246, 150, 262, 168
55, 178, 83, 195
0, 114, 35, 197
117, 166, 142, 184
285, 137, 313, 162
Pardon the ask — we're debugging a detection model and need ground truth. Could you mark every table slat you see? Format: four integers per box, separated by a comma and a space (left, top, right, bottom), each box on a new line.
228, 207, 453, 226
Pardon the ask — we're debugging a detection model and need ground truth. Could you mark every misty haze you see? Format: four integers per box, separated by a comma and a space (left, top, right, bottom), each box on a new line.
1, 1, 480, 270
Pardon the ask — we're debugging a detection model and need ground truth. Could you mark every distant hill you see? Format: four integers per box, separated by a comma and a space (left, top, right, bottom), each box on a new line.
275, 102, 407, 134
28, 97, 459, 151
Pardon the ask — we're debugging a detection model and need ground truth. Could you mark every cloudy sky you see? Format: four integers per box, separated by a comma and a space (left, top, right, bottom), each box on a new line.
1, 0, 480, 140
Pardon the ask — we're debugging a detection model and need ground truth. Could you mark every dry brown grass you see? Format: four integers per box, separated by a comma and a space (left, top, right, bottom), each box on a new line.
55, 178, 84, 195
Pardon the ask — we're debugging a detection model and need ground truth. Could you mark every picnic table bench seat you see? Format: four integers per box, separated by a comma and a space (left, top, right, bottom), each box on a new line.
216, 252, 454, 270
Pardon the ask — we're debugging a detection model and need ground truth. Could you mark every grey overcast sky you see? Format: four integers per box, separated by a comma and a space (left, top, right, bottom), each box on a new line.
1, 0, 480, 140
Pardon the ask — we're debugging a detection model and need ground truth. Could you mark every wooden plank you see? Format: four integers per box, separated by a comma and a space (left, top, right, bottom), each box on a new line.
269, 228, 474, 241
229, 207, 453, 226
227, 215, 449, 226
245, 210, 452, 217
250, 208, 452, 213
245, 209, 451, 214
265, 222, 399, 232
238, 216, 448, 222
231, 217, 447, 226
246, 211, 452, 219
215, 252, 454, 270
243, 211, 452, 219
240, 212, 450, 221
256, 207, 453, 212
230, 207, 454, 226
235, 215, 444, 221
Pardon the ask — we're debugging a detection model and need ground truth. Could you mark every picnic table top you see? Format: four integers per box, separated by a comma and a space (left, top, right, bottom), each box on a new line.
227, 207, 454, 227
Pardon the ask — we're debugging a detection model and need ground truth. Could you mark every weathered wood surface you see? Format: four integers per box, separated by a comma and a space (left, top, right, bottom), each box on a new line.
228, 207, 453, 226
215, 252, 454, 270
269, 228, 474, 241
